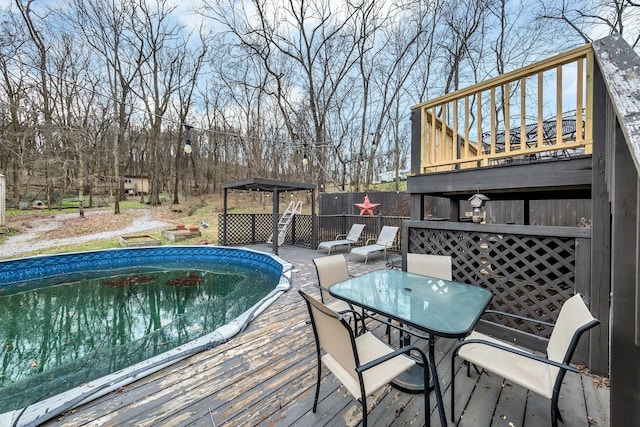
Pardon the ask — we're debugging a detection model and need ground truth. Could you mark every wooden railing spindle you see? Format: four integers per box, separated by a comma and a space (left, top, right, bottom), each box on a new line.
412, 44, 593, 171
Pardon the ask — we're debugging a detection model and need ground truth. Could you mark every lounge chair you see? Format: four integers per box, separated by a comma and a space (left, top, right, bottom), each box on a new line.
349, 226, 398, 264
451, 293, 600, 427
317, 223, 365, 255
299, 290, 430, 427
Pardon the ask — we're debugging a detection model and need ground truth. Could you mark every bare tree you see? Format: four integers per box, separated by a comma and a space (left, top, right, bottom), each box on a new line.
203, 0, 361, 189
48, 32, 98, 216
171, 28, 208, 204
350, 0, 432, 190
69, 0, 146, 214
132, 0, 188, 206
538, 0, 640, 48
15, 0, 57, 207
0, 8, 29, 205
440, 0, 491, 94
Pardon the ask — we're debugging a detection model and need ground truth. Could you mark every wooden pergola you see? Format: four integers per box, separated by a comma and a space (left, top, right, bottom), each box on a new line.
222, 178, 316, 255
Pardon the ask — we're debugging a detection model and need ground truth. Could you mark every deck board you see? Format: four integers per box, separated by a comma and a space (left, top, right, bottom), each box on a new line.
39, 245, 609, 427
491, 381, 528, 426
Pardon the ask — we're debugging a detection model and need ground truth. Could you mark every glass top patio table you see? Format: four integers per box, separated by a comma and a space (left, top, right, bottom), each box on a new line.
330, 269, 493, 426
329, 269, 492, 338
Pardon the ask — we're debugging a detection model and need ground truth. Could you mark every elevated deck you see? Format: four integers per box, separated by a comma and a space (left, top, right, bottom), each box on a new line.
410, 45, 593, 174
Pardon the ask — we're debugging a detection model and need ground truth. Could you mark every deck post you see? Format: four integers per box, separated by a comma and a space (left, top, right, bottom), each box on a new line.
610, 121, 639, 426
590, 58, 611, 376
593, 34, 640, 425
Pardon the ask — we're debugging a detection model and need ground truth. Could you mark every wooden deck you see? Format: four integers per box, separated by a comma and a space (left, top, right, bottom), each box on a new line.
41, 245, 610, 427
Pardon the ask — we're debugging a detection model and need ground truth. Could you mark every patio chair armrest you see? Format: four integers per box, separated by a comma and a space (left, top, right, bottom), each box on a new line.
365, 238, 377, 245
335, 233, 347, 239
336, 308, 363, 320
356, 345, 429, 373
483, 310, 555, 328
453, 339, 579, 373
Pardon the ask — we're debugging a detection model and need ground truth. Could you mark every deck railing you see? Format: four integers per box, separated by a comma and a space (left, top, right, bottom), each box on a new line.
411, 44, 594, 172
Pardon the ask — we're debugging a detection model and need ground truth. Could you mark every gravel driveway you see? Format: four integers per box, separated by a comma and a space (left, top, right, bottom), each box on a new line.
0, 209, 170, 259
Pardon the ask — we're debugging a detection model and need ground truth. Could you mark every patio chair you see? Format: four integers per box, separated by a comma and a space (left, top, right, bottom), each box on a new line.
313, 254, 364, 334
407, 253, 452, 281
451, 293, 600, 427
317, 223, 365, 254
299, 290, 431, 427
349, 226, 398, 264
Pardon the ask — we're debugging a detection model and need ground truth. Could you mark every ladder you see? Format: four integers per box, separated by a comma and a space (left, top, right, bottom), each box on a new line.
267, 201, 303, 246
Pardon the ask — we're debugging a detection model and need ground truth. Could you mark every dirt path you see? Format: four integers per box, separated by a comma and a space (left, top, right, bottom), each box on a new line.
0, 209, 170, 259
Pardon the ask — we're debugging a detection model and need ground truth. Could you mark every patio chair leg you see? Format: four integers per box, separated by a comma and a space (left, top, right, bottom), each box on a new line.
551, 404, 562, 426
312, 361, 322, 412
361, 397, 368, 427
551, 389, 562, 427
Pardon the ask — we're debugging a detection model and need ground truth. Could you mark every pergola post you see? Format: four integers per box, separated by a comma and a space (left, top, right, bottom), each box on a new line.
223, 187, 228, 246
272, 187, 280, 255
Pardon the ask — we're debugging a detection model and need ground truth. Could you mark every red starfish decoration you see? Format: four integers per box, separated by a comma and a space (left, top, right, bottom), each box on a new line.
354, 195, 381, 216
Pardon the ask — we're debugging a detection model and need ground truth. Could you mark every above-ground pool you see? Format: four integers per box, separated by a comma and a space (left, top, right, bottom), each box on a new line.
0, 246, 292, 427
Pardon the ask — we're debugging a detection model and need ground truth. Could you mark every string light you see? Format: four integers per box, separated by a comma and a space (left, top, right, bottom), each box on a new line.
184, 124, 193, 154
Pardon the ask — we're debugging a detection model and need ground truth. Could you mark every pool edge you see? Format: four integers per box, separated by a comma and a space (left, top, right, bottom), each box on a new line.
1, 246, 293, 427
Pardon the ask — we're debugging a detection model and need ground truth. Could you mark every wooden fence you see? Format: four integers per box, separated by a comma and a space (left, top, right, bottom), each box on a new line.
323, 191, 591, 226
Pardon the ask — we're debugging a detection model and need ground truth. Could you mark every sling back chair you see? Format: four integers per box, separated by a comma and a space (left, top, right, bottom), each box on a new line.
313, 254, 364, 334
317, 223, 365, 255
384, 253, 453, 342
451, 293, 600, 427
406, 253, 453, 281
299, 290, 430, 427
349, 225, 398, 264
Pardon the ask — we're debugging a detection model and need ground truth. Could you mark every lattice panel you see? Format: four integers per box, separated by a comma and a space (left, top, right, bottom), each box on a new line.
291, 215, 313, 247
254, 215, 273, 242
219, 214, 313, 247
218, 214, 272, 245
408, 228, 576, 338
